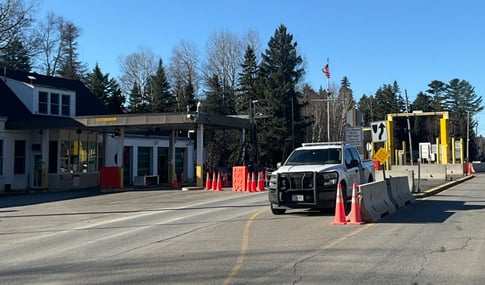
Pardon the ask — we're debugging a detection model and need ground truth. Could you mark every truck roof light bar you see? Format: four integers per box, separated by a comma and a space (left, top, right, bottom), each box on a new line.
301, 142, 345, 147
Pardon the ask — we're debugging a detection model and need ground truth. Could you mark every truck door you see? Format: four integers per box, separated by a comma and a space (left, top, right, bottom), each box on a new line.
349, 147, 367, 183
344, 148, 359, 191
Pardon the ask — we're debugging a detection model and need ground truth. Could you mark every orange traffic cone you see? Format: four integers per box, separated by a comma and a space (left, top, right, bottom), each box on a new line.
256, 171, 264, 191
467, 162, 473, 175
212, 172, 217, 190
205, 172, 212, 190
347, 183, 364, 225
172, 173, 178, 189
246, 172, 251, 192
331, 182, 347, 225
251, 172, 256, 192
223, 172, 229, 187
214, 172, 223, 191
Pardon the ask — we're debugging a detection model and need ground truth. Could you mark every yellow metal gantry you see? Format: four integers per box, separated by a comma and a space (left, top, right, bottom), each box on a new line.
386, 111, 449, 165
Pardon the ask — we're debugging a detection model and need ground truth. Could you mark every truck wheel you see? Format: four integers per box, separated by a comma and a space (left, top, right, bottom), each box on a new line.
270, 203, 286, 215
368, 175, 374, 183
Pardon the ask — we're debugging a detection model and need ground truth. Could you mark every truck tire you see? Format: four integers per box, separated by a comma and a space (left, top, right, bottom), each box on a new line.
270, 203, 286, 215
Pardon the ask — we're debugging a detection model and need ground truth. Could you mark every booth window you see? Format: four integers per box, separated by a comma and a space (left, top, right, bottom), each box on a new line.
0, 140, 3, 175
137, 147, 152, 176
50, 93, 59, 115
14, 140, 26, 174
49, 141, 58, 173
60, 131, 98, 173
37, 91, 71, 116
38, 92, 48, 114
61, 95, 70, 116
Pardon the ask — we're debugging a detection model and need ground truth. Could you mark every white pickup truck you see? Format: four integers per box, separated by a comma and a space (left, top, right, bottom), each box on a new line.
267, 142, 375, 215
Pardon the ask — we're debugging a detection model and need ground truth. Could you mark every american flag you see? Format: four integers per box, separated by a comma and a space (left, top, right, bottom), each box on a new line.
322, 64, 331, 79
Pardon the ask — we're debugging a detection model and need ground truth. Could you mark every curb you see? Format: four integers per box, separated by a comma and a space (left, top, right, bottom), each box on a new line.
413, 175, 475, 198
181, 186, 205, 191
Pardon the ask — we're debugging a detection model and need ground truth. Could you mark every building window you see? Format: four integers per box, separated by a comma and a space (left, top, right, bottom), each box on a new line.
38, 91, 71, 116
62, 94, 70, 116
50, 93, 59, 115
137, 147, 152, 176
0, 140, 3, 175
14, 140, 26, 174
49, 141, 58, 173
60, 132, 98, 173
39, 92, 48, 114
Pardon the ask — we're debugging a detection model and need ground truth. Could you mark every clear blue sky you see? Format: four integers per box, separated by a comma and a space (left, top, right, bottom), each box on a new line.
40, 0, 485, 135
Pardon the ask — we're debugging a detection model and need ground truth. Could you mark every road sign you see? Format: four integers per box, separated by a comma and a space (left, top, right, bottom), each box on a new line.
374, 147, 390, 164
345, 127, 363, 146
371, 121, 388, 142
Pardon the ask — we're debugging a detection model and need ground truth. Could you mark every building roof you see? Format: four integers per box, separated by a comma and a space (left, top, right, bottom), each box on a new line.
0, 68, 108, 130
0, 69, 250, 133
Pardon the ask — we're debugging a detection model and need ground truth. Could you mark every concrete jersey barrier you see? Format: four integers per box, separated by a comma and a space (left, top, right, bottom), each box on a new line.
359, 181, 397, 222
387, 176, 416, 208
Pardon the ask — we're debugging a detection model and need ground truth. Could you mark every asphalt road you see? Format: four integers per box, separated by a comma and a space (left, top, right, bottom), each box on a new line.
0, 175, 483, 284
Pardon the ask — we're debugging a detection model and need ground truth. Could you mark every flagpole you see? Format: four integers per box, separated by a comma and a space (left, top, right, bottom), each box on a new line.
326, 58, 330, 142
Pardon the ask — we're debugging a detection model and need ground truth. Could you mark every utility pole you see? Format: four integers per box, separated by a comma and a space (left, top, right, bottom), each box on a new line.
467, 110, 470, 163
322, 58, 331, 142
405, 90, 413, 166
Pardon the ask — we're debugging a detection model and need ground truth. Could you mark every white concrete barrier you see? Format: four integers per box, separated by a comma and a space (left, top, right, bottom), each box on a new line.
359, 181, 397, 222
387, 176, 415, 208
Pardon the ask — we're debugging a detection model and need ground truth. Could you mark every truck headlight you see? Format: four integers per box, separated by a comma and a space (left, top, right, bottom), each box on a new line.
318, 172, 338, 186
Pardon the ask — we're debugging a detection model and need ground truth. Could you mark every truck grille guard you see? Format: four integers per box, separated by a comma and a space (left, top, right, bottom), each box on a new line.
269, 171, 339, 206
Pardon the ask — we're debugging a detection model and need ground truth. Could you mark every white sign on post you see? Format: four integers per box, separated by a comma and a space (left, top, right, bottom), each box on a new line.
371, 121, 387, 142
345, 127, 363, 146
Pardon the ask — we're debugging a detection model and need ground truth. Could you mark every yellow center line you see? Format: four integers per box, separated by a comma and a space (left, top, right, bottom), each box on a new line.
223, 208, 266, 285
223, 210, 374, 285
321, 223, 374, 249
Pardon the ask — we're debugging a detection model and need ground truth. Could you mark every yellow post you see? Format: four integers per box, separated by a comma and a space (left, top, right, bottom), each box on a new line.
196, 164, 203, 187
436, 137, 440, 164
460, 138, 464, 163
42, 167, 48, 188
402, 140, 407, 165
440, 117, 449, 164
386, 117, 394, 167
451, 137, 456, 164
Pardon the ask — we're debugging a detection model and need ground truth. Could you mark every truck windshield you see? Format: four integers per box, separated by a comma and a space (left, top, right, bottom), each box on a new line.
285, 149, 341, 165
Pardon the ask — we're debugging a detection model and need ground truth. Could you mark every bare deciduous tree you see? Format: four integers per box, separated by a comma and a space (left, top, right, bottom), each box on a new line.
204, 30, 243, 90
169, 40, 200, 110
0, 0, 35, 50
118, 46, 157, 112
36, 12, 65, 76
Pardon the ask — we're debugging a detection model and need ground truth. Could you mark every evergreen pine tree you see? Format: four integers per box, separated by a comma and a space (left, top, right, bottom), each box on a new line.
0, 37, 31, 72
151, 59, 174, 112
85, 63, 125, 114
426, 80, 446, 111
257, 24, 304, 165
374, 83, 400, 120
106, 86, 125, 114
174, 81, 196, 112
127, 82, 143, 113
57, 21, 87, 80
204, 75, 224, 114
85, 63, 109, 105
236, 45, 259, 115
357, 94, 376, 127
411, 91, 434, 142
444, 79, 483, 138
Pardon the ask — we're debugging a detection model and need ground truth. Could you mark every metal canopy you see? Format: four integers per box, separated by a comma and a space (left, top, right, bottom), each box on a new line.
74, 112, 250, 133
